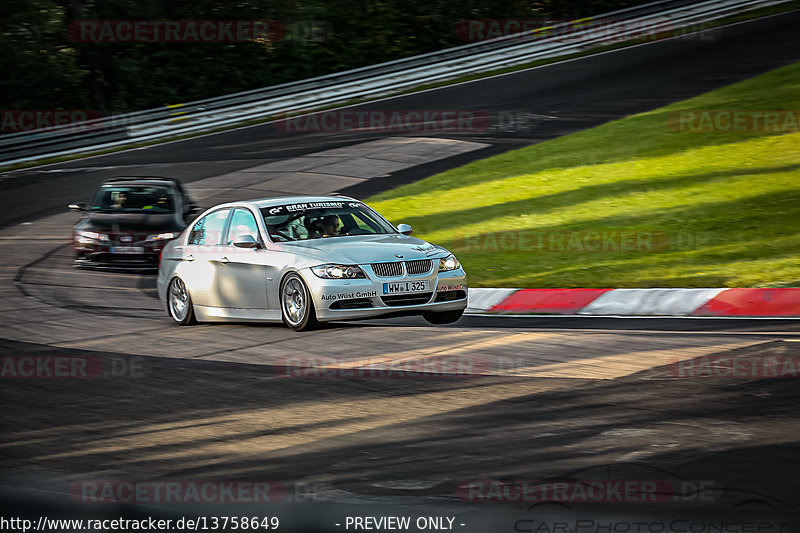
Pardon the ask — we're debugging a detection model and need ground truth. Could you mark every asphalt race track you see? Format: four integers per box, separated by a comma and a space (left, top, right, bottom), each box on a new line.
2, 11, 800, 533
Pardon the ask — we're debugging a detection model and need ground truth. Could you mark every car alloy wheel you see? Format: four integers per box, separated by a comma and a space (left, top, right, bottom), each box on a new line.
281, 273, 319, 331
168, 277, 195, 325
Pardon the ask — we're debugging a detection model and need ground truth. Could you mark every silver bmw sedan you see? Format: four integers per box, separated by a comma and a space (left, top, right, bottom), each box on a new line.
157, 195, 468, 330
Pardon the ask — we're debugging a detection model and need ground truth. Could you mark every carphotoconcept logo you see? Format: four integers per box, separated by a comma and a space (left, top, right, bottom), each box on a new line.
513, 519, 791, 533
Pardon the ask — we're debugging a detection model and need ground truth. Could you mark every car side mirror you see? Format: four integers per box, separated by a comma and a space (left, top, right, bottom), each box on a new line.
397, 223, 413, 235
233, 234, 259, 248
68, 202, 86, 212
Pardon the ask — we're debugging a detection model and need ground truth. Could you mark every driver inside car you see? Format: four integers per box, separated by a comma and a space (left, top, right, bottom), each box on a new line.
111, 191, 126, 209
320, 215, 340, 237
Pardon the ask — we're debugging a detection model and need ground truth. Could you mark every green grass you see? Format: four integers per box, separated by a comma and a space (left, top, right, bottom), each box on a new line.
367, 61, 800, 288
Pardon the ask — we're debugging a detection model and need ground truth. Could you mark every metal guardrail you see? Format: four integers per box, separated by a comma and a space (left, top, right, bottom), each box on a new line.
0, 0, 792, 166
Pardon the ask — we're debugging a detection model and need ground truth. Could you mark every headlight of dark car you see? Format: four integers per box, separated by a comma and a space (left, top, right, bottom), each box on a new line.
146, 232, 177, 241
75, 231, 109, 244
311, 264, 366, 279
438, 254, 461, 272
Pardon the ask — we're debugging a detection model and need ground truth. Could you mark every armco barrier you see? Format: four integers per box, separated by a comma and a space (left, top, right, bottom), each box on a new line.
466, 288, 800, 317
1, 0, 793, 166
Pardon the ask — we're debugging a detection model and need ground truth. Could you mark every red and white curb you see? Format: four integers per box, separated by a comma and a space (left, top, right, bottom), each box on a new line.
466, 288, 800, 317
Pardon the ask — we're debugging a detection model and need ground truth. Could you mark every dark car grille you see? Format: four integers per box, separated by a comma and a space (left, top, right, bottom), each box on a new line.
405, 259, 432, 275
371, 262, 403, 277
381, 292, 433, 307
110, 232, 148, 245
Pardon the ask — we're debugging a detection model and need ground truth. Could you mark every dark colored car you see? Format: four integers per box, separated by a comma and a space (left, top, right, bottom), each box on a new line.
69, 176, 200, 270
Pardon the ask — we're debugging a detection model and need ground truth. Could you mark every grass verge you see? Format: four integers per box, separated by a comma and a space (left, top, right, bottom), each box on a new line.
367, 61, 800, 288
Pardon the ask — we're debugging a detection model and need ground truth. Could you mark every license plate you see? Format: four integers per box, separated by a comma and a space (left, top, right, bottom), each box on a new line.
111, 246, 144, 254
383, 280, 430, 294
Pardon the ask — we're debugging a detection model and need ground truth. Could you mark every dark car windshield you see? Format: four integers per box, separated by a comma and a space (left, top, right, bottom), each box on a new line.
260, 201, 396, 241
90, 185, 176, 213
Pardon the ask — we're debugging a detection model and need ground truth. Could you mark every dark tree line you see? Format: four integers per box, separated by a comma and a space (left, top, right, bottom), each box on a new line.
1, 0, 653, 114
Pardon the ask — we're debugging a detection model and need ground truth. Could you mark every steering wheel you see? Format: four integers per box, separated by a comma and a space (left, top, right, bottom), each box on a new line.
270, 230, 293, 242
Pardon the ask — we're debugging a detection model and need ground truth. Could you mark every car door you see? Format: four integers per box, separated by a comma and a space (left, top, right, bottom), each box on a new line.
215, 207, 275, 310
181, 208, 232, 308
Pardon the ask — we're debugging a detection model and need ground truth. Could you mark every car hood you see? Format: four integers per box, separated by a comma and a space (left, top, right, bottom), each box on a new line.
278, 234, 447, 265
78, 212, 182, 233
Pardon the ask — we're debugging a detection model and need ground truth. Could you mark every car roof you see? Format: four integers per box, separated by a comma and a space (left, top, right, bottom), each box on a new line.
216, 195, 361, 209
101, 176, 181, 187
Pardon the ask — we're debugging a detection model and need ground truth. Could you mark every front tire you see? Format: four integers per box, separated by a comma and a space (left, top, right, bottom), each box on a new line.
422, 309, 464, 325
281, 273, 319, 331
168, 277, 196, 326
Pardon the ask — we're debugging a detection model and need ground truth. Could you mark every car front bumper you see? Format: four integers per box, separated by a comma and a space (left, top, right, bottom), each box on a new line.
305, 267, 468, 322
71, 236, 171, 271
74, 252, 160, 271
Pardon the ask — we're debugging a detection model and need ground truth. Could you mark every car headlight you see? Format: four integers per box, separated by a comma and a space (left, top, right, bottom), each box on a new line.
438, 254, 461, 272
311, 264, 366, 279
75, 231, 109, 244
147, 232, 177, 241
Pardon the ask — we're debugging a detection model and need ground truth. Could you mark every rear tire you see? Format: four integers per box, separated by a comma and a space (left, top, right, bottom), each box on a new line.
168, 277, 196, 326
422, 309, 464, 325
281, 273, 319, 331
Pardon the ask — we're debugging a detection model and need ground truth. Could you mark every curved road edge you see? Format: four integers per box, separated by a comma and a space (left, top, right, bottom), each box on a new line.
466, 288, 800, 318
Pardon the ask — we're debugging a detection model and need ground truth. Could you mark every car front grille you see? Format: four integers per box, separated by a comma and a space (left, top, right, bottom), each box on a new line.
405, 259, 432, 275
371, 262, 404, 277
110, 233, 148, 245
381, 293, 433, 307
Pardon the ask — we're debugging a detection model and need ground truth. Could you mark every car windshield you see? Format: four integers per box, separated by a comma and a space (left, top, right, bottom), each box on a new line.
260, 201, 396, 241
90, 185, 175, 213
